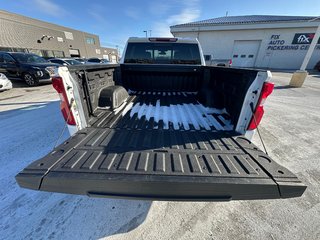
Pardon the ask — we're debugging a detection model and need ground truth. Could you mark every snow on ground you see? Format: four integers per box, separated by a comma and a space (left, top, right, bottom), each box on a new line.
0, 100, 151, 240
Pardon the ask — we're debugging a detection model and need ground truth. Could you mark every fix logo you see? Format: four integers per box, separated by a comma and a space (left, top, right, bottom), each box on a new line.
292, 33, 320, 44
297, 34, 311, 43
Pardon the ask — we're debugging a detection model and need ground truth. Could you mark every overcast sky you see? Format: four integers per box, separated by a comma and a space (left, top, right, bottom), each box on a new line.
2, 0, 320, 51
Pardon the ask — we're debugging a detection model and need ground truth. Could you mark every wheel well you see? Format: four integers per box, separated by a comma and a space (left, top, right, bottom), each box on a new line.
22, 72, 36, 78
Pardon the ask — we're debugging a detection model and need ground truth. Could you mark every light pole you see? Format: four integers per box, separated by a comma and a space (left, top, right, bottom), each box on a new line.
149, 30, 152, 37
290, 17, 320, 87
115, 45, 120, 61
300, 24, 320, 71
143, 30, 147, 37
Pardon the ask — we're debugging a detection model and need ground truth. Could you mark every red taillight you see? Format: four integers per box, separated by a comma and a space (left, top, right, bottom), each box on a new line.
247, 82, 274, 130
229, 59, 232, 65
52, 76, 76, 125
52, 76, 64, 93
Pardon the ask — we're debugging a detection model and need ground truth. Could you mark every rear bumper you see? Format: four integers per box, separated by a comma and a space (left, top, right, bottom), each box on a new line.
0, 81, 12, 91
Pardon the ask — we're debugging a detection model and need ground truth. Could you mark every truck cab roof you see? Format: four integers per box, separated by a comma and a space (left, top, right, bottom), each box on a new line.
127, 37, 199, 44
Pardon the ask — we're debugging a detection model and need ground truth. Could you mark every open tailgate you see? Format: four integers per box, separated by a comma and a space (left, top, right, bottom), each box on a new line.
16, 127, 306, 201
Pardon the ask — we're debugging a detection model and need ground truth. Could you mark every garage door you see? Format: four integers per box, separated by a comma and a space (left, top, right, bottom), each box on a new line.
232, 40, 261, 68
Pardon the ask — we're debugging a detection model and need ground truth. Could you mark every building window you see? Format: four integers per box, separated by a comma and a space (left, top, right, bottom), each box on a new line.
43, 50, 55, 58
64, 31, 74, 40
29, 49, 44, 56
86, 37, 95, 45
11, 48, 28, 53
241, 55, 246, 58
103, 55, 109, 60
248, 55, 254, 58
233, 54, 238, 58
53, 50, 65, 58
0, 47, 12, 52
0, 47, 29, 53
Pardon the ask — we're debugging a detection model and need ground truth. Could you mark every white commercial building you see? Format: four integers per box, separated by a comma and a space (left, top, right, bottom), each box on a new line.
170, 15, 320, 69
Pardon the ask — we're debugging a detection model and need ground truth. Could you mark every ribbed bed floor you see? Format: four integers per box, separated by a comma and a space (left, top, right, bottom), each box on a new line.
91, 92, 233, 131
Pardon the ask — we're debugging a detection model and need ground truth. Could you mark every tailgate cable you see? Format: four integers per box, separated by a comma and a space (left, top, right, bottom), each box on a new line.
52, 98, 75, 149
250, 102, 269, 155
79, 71, 95, 117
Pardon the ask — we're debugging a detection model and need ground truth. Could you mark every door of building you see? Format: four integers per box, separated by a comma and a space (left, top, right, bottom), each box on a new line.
231, 40, 261, 68
111, 55, 117, 63
69, 49, 80, 58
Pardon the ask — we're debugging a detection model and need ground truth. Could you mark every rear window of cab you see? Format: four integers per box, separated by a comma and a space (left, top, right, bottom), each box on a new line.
124, 42, 201, 65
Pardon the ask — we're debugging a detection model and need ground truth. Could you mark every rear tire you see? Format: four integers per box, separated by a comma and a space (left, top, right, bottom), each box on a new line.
23, 73, 39, 86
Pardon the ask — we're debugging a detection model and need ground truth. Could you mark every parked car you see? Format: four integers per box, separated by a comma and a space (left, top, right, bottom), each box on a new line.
48, 58, 82, 66
210, 58, 232, 67
73, 58, 87, 64
0, 73, 12, 91
16, 37, 306, 201
86, 57, 110, 64
204, 54, 232, 67
0, 52, 59, 86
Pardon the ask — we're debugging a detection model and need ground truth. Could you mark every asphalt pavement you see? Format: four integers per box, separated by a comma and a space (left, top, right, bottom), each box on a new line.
0, 72, 319, 240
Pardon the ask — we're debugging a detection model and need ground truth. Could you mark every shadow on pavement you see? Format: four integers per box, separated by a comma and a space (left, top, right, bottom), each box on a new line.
273, 85, 297, 90
50, 197, 153, 239
310, 74, 320, 78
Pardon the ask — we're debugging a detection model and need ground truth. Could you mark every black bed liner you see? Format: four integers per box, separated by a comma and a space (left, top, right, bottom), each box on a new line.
16, 93, 306, 201
90, 92, 233, 131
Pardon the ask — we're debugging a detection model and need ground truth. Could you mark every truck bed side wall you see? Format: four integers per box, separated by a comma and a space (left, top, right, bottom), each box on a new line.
68, 64, 120, 124
202, 67, 259, 126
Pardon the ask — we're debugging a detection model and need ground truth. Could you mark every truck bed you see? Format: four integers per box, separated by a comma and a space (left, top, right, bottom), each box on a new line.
90, 92, 233, 131
16, 92, 306, 200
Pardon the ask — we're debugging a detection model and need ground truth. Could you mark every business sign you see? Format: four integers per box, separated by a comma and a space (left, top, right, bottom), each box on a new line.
292, 33, 320, 44
266, 34, 320, 51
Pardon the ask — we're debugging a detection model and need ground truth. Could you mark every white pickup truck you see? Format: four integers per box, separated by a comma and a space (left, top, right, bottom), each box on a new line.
16, 37, 306, 201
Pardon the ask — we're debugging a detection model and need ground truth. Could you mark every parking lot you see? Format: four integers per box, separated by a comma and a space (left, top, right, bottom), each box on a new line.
0, 71, 320, 240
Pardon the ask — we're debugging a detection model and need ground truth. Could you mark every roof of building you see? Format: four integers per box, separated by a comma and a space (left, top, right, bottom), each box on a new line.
0, 10, 97, 37
171, 15, 320, 28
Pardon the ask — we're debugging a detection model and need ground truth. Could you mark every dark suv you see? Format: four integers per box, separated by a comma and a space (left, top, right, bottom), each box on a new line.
0, 52, 59, 86
86, 57, 110, 64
